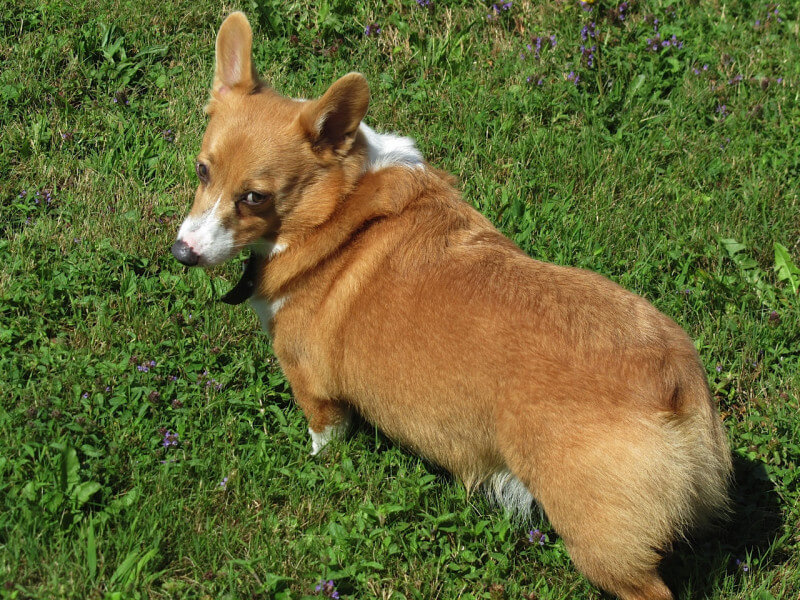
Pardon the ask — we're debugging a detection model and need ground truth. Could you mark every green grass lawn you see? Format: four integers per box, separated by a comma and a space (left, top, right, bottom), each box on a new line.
1, 0, 799, 598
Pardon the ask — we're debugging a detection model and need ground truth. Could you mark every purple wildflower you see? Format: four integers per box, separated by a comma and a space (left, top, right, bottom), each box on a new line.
648, 32, 683, 52
567, 71, 580, 84
315, 579, 340, 598
716, 364, 723, 373
415, 0, 432, 6
580, 21, 596, 43
364, 23, 381, 36
528, 529, 546, 546
219, 476, 228, 489
82, 392, 89, 399
162, 430, 179, 448
583, 44, 597, 67
550, 34, 556, 47
736, 559, 750, 572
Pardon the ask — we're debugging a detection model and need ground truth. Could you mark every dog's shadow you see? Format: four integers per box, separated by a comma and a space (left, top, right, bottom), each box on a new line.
662, 454, 785, 599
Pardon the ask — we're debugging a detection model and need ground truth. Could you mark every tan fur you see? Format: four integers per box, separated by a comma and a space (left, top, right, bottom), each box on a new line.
177, 13, 733, 599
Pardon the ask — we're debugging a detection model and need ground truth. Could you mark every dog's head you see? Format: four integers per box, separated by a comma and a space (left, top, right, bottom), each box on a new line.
172, 12, 370, 268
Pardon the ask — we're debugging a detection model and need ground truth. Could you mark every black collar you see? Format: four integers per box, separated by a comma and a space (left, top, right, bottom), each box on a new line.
221, 252, 263, 305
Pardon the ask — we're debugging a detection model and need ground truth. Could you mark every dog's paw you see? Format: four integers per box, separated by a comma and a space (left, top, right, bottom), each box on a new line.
309, 422, 349, 456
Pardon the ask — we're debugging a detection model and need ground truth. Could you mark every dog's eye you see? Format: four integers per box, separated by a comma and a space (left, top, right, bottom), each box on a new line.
195, 162, 209, 183
242, 191, 268, 206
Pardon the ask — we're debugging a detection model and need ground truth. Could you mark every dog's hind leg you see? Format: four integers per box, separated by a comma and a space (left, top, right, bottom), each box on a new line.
496, 409, 688, 599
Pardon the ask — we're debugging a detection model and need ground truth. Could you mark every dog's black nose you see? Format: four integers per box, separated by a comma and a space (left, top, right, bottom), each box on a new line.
172, 239, 199, 266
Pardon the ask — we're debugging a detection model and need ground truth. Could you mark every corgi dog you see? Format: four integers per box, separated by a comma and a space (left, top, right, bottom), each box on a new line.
172, 12, 732, 600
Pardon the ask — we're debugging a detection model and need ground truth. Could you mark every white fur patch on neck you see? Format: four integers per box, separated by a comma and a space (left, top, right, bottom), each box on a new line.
483, 469, 536, 522
250, 238, 288, 258
249, 296, 287, 332
359, 122, 424, 172
270, 242, 287, 257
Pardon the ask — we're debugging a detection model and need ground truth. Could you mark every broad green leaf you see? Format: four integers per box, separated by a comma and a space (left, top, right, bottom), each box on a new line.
61, 447, 80, 492
720, 238, 746, 256
73, 481, 102, 506
774, 242, 799, 295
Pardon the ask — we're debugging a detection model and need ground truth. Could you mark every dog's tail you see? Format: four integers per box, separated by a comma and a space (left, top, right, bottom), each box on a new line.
660, 360, 733, 534
494, 352, 732, 599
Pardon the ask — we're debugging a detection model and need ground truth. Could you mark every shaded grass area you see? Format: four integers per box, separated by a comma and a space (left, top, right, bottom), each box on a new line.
1, 0, 799, 598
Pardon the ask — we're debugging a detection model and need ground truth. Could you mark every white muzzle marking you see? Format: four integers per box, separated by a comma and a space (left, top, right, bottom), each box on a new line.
176, 196, 235, 266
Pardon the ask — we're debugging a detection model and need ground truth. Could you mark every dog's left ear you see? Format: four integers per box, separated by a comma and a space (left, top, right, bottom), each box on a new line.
299, 72, 370, 156
213, 12, 259, 96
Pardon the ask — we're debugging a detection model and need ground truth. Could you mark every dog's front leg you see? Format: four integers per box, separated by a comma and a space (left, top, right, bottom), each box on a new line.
292, 388, 352, 455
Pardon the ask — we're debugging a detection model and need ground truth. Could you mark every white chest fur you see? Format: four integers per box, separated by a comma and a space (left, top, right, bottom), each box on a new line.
249, 296, 287, 331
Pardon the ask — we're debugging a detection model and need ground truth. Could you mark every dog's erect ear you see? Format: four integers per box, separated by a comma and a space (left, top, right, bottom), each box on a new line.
298, 73, 370, 156
213, 12, 259, 95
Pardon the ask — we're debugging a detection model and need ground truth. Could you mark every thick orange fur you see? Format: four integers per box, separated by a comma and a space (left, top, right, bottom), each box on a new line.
177, 13, 733, 600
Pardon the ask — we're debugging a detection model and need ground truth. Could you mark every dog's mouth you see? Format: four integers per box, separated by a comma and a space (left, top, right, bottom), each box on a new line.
220, 252, 264, 305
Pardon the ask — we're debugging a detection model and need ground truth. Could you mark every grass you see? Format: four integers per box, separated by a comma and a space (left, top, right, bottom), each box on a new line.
1, 0, 799, 598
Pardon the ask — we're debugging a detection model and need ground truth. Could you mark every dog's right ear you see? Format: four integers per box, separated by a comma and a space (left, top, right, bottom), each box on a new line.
298, 73, 370, 158
212, 12, 259, 96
